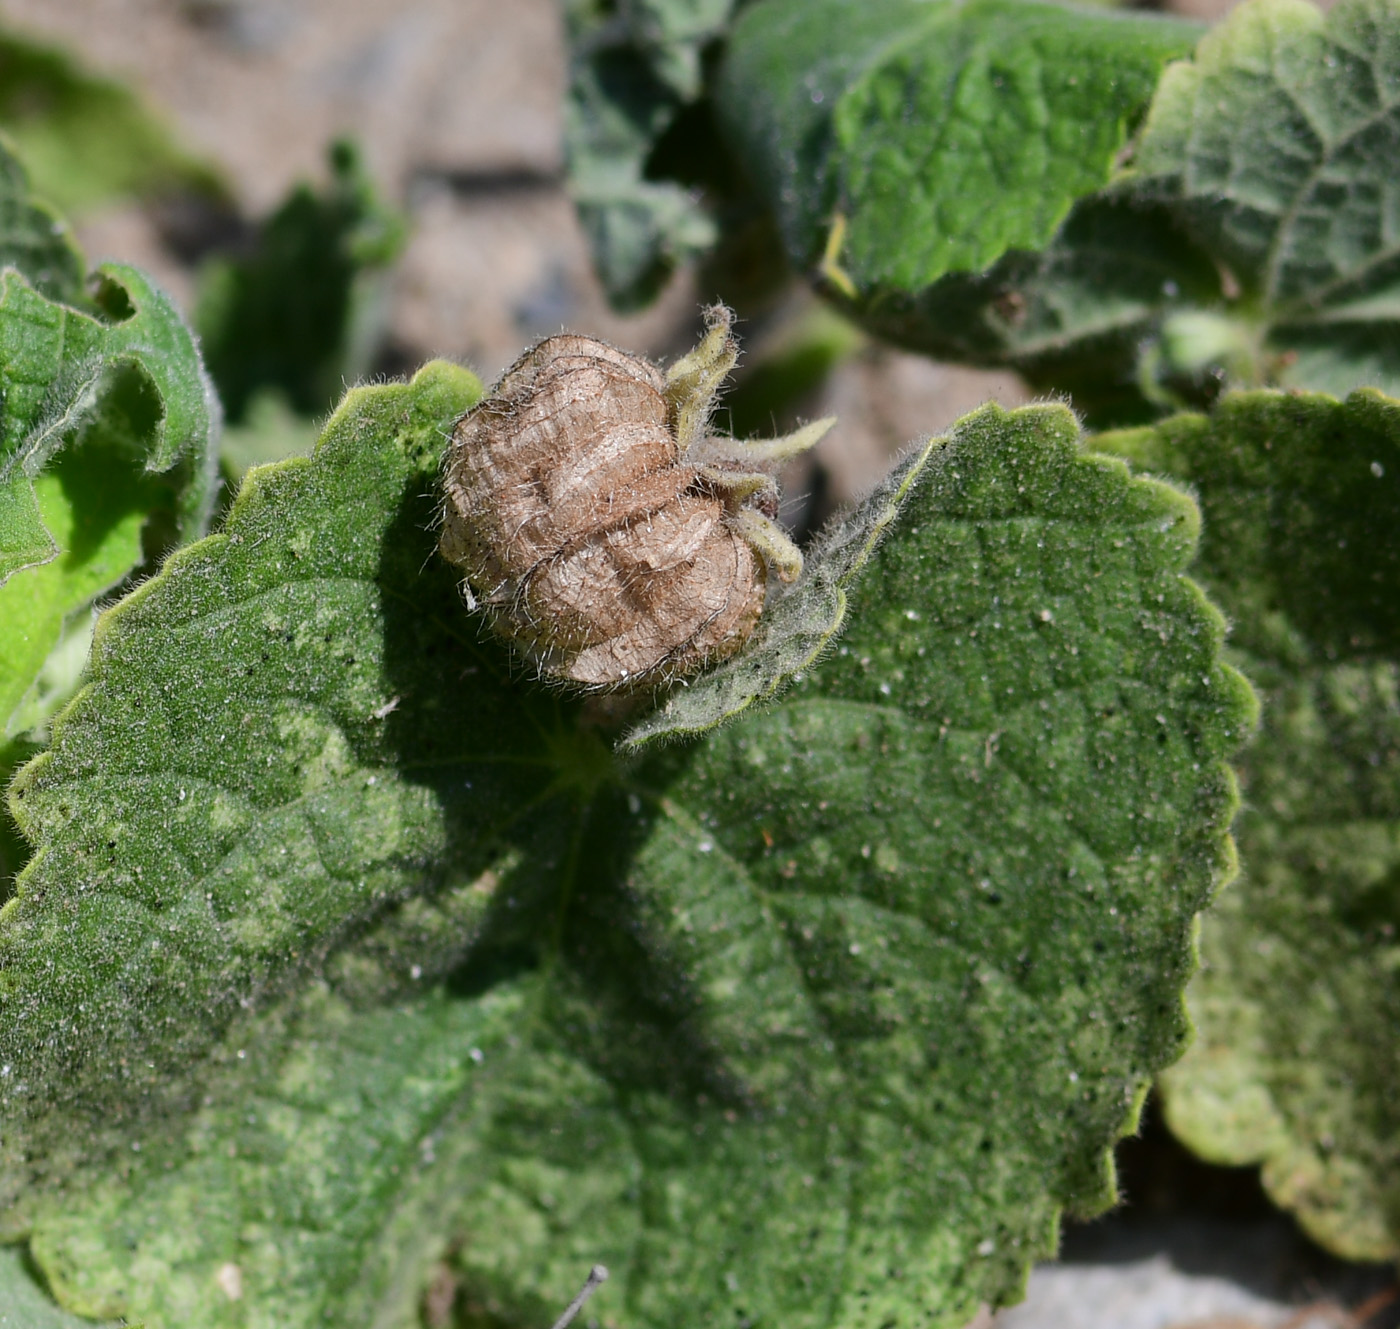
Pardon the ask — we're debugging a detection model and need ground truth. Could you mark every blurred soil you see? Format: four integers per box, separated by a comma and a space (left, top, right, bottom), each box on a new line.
0, 0, 1027, 519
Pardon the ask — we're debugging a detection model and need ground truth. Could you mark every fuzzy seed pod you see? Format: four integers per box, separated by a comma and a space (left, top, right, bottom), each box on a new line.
439, 305, 832, 691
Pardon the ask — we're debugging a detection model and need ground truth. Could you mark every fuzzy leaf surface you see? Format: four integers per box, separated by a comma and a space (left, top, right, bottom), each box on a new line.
833, 191, 1229, 429
0, 258, 220, 775
717, 0, 1198, 295
0, 262, 220, 578
4, 385, 1251, 1327
1100, 388, 1400, 1261
736, 0, 1400, 426
1133, 0, 1400, 401
624, 431, 938, 747
0, 362, 495, 1189
0, 176, 219, 894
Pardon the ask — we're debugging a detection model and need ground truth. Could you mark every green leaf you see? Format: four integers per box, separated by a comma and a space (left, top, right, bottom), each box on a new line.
1129, 0, 1400, 399
563, 0, 731, 309
0, 28, 223, 216
195, 140, 406, 424
0, 137, 83, 306
29, 979, 536, 1326
0, 262, 220, 583
0, 361, 491, 1191
716, 0, 1199, 296
714, 0, 1400, 426
0, 461, 149, 735
0, 260, 221, 759
2, 364, 1251, 1325
0, 1245, 113, 1328
822, 192, 1227, 428
0, 238, 220, 891
1099, 387, 1400, 1262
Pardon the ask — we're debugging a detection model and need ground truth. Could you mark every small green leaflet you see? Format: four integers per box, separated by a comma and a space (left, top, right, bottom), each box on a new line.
0, 263, 221, 583
3, 371, 1252, 1326
1100, 387, 1400, 1262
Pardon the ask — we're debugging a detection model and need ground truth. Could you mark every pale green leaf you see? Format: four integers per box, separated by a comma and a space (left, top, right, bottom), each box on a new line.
1100, 387, 1400, 1262
0, 464, 150, 736
1132, 0, 1400, 399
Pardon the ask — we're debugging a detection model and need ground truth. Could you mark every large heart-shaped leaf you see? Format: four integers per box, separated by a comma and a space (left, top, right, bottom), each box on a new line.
2, 368, 1252, 1326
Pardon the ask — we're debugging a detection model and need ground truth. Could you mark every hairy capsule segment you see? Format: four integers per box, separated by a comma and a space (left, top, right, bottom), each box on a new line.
439, 306, 831, 691
440, 345, 677, 585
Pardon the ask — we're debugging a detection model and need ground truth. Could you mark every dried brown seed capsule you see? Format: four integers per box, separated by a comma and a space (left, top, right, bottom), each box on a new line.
440, 305, 833, 691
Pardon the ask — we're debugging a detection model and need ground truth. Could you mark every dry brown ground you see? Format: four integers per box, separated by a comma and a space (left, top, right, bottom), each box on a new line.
0, 0, 1033, 509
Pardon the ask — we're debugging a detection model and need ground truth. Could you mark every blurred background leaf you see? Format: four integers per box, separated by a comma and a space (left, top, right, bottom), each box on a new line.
1102, 387, 1400, 1263
195, 139, 407, 425
0, 27, 224, 215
